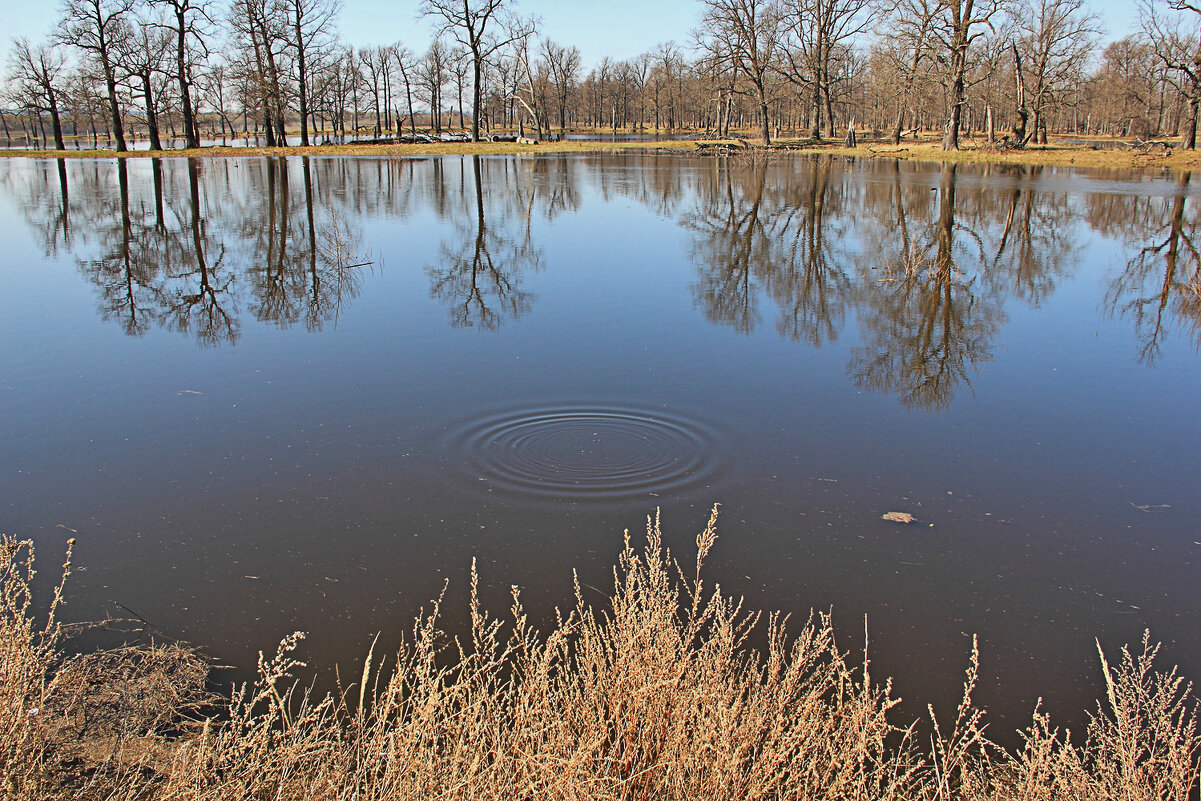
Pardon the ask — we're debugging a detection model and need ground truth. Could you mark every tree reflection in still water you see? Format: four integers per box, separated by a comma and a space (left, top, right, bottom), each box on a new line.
246, 158, 370, 333
83, 159, 160, 338
1105, 171, 1201, 363
155, 159, 238, 346
849, 164, 1002, 411
680, 158, 1088, 410
685, 156, 771, 333
684, 154, 852, 342
426, 155, 542, 330
18, 157, 377, 346
987, 169, 1076, 307
6, 154, 1200, 409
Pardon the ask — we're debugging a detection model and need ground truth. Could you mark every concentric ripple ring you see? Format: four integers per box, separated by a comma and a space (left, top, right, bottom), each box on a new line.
446, 406, 725, 500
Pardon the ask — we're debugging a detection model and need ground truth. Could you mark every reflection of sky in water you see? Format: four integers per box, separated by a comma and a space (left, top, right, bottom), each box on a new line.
0, 154, 1198, 743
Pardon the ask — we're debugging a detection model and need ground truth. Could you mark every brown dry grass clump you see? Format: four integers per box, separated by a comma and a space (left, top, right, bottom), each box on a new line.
2, 512, 1199, 800
1, 537, 210, 799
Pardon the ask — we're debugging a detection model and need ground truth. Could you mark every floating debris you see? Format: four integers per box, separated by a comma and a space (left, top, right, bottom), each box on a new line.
882, 512, 917, 524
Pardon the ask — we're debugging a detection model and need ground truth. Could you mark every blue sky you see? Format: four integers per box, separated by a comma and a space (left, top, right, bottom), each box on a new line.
1, 0, 1145, 76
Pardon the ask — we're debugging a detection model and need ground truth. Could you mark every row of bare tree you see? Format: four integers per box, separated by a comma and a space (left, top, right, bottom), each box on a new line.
7, 0, 1201, 151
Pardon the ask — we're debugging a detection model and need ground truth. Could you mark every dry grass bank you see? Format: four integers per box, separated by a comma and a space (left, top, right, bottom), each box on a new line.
9, 129, 1201, 173
0, 138, 699, 160
7, 135, 1201, 171
824, 139, 1201, 171
3, 511, 1198, 800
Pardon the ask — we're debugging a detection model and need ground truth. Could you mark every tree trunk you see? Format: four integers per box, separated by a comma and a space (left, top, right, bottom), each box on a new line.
892, 106, 905, 145
141, 73, 162, 151
943, 53, 965, 150
48, 95, 66, 150
824, 82, 836, 139
294, 3, 309, 146
758, 86, 771, 145
175, 7, 199, 148
104, 67, 127, 152
1185, 94, 1198, 150
1012, 46, 1029, 146
471, 53, 483, 141
405, 79, 416, 135
810, 82, 822, 139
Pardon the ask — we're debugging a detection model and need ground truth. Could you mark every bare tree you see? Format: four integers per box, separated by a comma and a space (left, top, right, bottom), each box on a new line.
936, 0, 1007, 150
1087, 35, 1159, 136
780, 0, 875, 139
393, 45, 419, 135
510, 23, 545, 137
229, 0, 290, 146
7, 38, 70, 150
1008, 0, 1099, 144
57, 0, 135, 151
196, 61, 238, 140
120, 18, 174, 150
650, 42, 684, 131
696, 0, 782, 143
148, 0, 214, 148
421, 0, 529, 141
284, 0, 341, 146
541, 39, 580, 133
359, 45, 386, 135
878, 0, 941, 142
1143, 0, 1201, 148
448, 46, 469, 129
420, 38, 449, 134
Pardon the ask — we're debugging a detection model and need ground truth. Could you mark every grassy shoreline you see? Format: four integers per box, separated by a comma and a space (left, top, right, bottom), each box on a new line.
3, 512, 1198, 800
6, 136, 1201, 171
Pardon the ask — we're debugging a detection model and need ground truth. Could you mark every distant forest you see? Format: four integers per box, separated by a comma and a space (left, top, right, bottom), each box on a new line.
4, 0, 1200, 151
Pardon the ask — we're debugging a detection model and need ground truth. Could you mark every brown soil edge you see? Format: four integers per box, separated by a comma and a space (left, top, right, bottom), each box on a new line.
4, 137, 1201, 172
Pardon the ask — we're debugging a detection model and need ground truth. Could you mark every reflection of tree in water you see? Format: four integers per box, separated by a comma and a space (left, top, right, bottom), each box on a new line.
246, 158, 370, 333
14, 153, 1196, 403
153, 159, 238, 346
426, 155, 542, 330
980, 167, 1076, 306
2, 158, 77, 259
764, 158, 853, 345
527, 156, 583, 221
1105, 172, 1201, 363
82, 160, 163, 338
849, 164, 1003, 411
22, 157, 376, 345
683, 154, 852, 342
685, 157, 771, 333
591, 152, 688, 217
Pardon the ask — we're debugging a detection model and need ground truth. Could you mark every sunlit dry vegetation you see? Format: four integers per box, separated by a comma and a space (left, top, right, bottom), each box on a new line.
3, 511, 1199, 800
12, 135, 1201, 175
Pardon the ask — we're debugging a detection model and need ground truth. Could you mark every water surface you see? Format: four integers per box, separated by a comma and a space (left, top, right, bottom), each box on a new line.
1, 152, 1197, 737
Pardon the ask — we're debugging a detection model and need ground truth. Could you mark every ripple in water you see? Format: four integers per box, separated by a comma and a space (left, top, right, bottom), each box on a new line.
446, 406, 725, 501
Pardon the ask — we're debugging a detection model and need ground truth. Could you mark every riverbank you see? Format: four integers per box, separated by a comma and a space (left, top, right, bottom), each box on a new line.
824, 138, 1201, 171
3, 515, 1197, 801
6, 135, 1201, 171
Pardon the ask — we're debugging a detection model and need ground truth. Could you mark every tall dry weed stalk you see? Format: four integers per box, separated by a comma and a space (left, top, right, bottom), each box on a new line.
1, 535, 71, 799
3, 510, 1199, 800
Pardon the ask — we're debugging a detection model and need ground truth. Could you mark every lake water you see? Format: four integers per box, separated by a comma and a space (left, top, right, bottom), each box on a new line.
1, 152, 1197, 739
